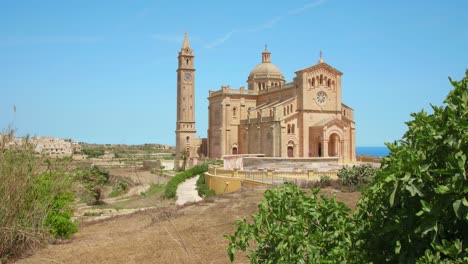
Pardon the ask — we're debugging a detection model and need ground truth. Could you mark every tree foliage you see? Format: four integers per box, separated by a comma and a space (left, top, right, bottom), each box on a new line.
355, 71, 468, 262
226, 184, 359, 263
77, 166, 110, 204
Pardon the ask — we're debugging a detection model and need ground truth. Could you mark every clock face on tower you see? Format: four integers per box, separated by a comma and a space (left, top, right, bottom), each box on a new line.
316, 91, 328, 105
184, 72, 192, 81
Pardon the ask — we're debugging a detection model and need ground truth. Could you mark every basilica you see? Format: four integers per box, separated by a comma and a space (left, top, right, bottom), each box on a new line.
175, 33, 356, 165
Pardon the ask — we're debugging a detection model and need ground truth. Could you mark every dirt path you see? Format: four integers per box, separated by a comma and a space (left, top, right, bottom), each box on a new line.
176, 176, 202, 206
17, 186, 361, 264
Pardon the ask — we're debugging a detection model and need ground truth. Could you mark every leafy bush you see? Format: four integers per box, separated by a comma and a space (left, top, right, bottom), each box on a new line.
337, 164, 377, 186
109, 179, 129, 197
355, 71, 468, 262
225, 184, 359, 263
45, 192, 78, 239
76, 166, 110, 204
164, 163, 208, 198
0, 136, 77, 260
196, 174, 215, 198
319, 174, 331, 187
81, 148, 105, 158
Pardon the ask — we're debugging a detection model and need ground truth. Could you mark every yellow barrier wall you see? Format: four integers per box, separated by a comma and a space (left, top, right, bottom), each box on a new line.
204, 173, 242, 194
205, 173, 271, 194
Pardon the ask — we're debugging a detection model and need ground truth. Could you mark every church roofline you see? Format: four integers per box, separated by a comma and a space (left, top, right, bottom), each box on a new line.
341, 103, 354, 110
295, 61, 343, 76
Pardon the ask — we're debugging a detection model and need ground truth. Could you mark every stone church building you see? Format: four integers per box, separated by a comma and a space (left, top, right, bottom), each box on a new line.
175, 33, 356, 165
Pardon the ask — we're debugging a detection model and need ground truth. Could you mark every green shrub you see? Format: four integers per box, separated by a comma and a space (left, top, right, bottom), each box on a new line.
225, 184, 359, 263
76, 166, 110, 204
196, 174, 215, 198
81, 148, 105, 158
355, 71, 468, 263
337, 164, 377, 186
45, 192, 78, 239
0, 136, 77, 260
109, 179, 129, 197
164, 163, 209, 198
319, 175, 331, 187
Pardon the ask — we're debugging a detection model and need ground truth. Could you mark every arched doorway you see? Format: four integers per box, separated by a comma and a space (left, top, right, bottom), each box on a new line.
328, 133, 340, 157
232, 145, 238, 155
287, 141, 295, 157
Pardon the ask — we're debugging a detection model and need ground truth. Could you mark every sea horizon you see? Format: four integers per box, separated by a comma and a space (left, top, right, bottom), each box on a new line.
356, 146, 390, 157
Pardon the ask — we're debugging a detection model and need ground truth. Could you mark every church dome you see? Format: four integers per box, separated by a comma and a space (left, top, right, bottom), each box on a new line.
249, 62, 284, 80
248, 48, 285, 81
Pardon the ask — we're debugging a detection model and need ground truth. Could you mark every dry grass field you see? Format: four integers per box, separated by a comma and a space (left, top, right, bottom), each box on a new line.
17, 186, 361, 264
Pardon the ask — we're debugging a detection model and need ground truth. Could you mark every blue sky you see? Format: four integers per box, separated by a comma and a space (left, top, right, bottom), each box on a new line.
1, 0, 467, 146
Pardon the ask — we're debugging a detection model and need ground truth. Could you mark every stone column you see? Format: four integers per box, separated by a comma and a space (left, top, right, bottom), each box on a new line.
323, 139, 329, 157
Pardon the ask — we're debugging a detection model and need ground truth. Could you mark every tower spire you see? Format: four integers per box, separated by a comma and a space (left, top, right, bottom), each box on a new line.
182, 32, 191, 49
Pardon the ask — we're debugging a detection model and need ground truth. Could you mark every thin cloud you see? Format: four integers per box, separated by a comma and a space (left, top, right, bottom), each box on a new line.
206, 0, 327, 49
287, 0, 327, 15
247, 16, 284, 33
204, 30, 236, 49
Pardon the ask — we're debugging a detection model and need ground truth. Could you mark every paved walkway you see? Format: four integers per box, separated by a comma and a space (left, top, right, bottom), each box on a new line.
176, 175, 203, 206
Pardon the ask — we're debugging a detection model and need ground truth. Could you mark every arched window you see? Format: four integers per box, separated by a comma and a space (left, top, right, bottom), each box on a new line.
287, 124, 291, 134
233, 107, 237, 117
320, 74, 323, 84
328, 79, 331, 87
258, 83, 261, 90
312, 78, 315, 87
292, 124, 295, 134
186, 136, 190, 143
283, 107, 286, 116
186, 58, 189, 65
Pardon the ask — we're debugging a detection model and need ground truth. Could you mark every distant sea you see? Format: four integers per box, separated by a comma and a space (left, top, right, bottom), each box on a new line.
356, 146, 390, 157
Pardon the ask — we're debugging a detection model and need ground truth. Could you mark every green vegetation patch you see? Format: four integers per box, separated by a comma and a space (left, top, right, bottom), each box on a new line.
196, 174, 215, 198
0, 138, 77, 260
143, 183, 166, 196
164, 163, 209, 198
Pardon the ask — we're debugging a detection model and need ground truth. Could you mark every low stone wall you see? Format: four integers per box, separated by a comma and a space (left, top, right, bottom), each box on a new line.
223, 154, 265, 170
242, 157, 340, 171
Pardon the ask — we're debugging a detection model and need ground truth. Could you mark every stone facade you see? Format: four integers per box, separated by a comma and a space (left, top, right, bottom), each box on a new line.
1, 135, 80, 158
174, 34, 356, 163
207, 50, 356, 163
33, 137, 80, 157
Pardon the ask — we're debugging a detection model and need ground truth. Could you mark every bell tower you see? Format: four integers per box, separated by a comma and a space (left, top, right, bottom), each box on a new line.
175, 33, 196, 164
